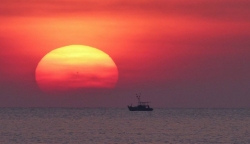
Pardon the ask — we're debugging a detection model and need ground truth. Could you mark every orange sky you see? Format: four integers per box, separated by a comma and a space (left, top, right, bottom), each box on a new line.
1, 0, 250, 107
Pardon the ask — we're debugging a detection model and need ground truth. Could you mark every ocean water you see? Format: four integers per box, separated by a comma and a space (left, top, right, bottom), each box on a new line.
0, 108, 250, 144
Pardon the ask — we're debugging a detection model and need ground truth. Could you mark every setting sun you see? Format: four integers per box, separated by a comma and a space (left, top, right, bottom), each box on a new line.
35, 45, 118, 94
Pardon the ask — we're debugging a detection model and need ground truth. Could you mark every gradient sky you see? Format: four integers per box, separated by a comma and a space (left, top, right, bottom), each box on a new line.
1, 0, 250, 108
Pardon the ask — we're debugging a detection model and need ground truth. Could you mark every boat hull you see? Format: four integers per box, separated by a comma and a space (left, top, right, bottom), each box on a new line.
128, 106, 153, 111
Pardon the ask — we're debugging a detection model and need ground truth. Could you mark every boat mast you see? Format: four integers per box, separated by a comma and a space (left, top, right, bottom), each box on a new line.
136, 93, 141, 105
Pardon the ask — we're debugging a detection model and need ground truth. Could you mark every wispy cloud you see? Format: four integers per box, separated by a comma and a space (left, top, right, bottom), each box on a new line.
1, 0, 250, 21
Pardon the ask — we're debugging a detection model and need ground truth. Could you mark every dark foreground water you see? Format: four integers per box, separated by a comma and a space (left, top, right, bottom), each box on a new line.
0, 108, 250, 144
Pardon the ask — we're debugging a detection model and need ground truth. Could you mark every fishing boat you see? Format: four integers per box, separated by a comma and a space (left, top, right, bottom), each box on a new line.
128, 94, 153, 111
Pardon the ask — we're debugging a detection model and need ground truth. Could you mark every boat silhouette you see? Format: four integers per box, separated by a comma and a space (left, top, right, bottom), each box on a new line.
128, 94, 153, 111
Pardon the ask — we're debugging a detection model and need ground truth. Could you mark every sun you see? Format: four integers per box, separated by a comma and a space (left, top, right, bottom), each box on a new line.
35, 45, 118, 94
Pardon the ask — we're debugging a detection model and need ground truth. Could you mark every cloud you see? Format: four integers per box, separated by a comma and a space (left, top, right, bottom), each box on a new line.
0, 0, 250, 21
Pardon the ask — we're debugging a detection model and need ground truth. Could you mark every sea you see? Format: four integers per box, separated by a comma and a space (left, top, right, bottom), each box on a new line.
0, 108, 250, 144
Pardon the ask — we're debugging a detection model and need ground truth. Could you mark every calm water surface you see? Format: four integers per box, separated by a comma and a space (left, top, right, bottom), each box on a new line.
0, 108, 250, 144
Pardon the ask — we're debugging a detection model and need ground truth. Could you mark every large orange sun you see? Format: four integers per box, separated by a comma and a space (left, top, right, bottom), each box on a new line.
35, 45, 118, 94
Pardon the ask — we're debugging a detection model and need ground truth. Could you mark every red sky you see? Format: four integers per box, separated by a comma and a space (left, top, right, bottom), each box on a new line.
1, 0, 250, 108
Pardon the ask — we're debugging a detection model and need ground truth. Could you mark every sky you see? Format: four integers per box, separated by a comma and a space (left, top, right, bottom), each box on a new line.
0, 0, 250, 108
